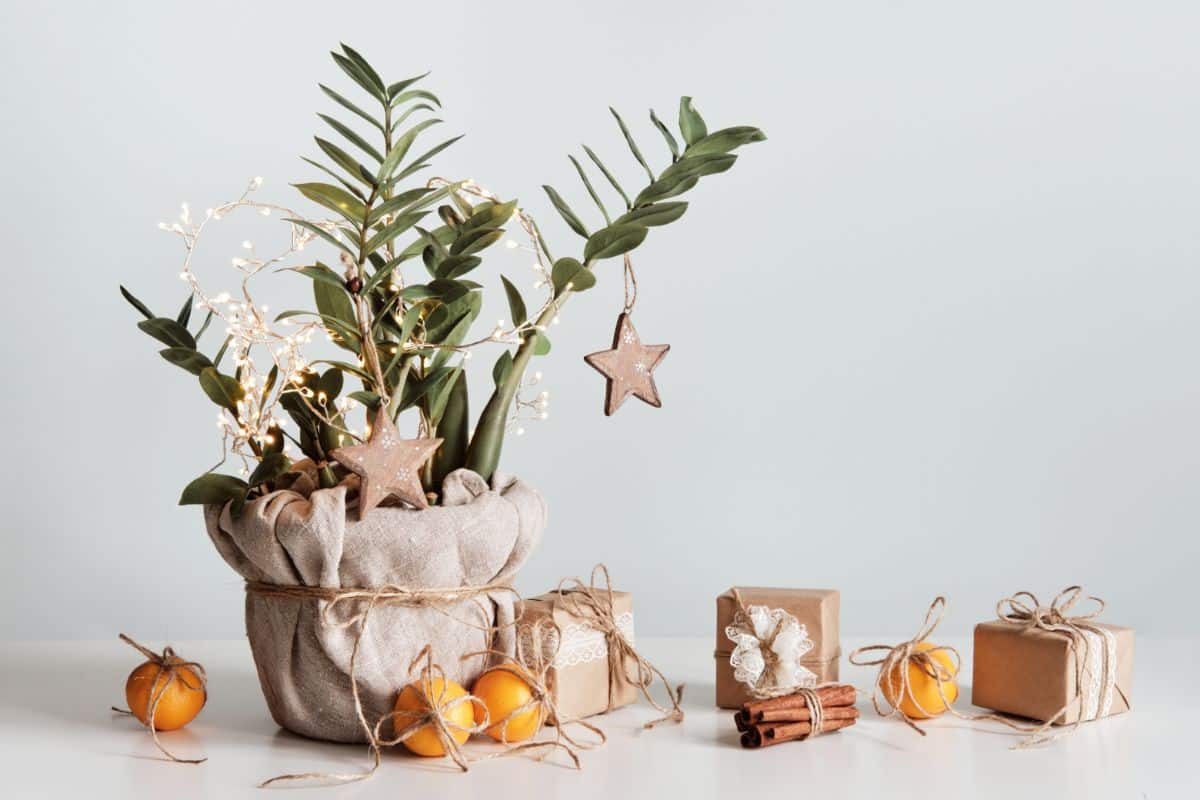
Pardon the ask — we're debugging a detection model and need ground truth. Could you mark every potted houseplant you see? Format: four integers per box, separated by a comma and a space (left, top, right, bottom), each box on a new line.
122, 44, 763, 743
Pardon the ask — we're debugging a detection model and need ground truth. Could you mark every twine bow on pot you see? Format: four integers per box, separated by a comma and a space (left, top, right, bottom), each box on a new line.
111, 633, 208, 764
555, 564, 685, 727
725, 588, 817, 699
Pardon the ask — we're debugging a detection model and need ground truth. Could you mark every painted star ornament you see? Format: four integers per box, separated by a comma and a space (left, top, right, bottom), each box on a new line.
583, 313, 671, 416
330, 407, 442, 517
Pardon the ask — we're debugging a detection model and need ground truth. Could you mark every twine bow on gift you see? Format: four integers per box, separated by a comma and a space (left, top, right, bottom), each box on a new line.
111, 633, 208, 764
555, 564, 685, 728
726, 588, 818, 700
992, 586, 1129, 747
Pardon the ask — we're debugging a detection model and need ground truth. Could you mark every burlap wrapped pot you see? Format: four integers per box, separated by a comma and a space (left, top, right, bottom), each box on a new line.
204, 465, 545, 743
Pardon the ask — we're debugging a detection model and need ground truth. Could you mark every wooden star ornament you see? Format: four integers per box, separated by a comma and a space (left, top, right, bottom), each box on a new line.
583, 313, 671, 416
330, 407, 442, 517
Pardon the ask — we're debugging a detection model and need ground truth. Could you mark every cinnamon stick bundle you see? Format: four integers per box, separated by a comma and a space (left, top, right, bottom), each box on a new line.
740, 713, 859, 748
735, 684, 856, 729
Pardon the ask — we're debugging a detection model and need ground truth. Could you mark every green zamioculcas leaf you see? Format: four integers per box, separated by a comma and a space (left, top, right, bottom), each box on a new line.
331, 51, 386, 104
294, 182, 367, 224
315, 137, 376, 187
500, 275, 527, 325
450, 227, 503, 257
138, 317, 196, 349
464, 199, 517, 230
391, 88, 441, 109
609, 107, 655, 184
319, 83, 383, 134
684, 126, 767, 157
159, 347, 213, 376
430, 368, 469, 491
199, 367, 245, 412
285, 218, 356, 257
650, 109, 680, 161
582, 145, 631, 209
583, 224, 648, 261
678, 96, 707, 145
633, 153, 736, 206
436, 254, 483, 279
542, 185, 589, 238
377, 118, 442, 181
179, 473, 249, 506
176, 295, 194, 327
313, 280, 358, 341
291, 262, 346, 289
615, 202, 688, 228
550, 257, 596, 295
365, 210, 427, 253
248, 452, 291, 487
339, 44, 386, 97
317, 114, 384, 162
387, 71, 430, 101
393, 135, 463, 182
492, 350, 514, 387
569, 155, 610, 224
120, 285, 154, 319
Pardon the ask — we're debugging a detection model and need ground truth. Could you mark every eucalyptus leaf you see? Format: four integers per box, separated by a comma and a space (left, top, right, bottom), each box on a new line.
550, 257, 596, 295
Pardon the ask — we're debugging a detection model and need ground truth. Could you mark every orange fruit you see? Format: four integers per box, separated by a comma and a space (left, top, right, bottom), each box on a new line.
471, 665, 543, 743
882, 641, 959, 719
125, 658, 206, 731
393, 676, 475, 757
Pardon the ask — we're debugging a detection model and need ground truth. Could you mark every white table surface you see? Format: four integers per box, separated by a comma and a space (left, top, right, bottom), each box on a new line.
1, 636, 1195, 798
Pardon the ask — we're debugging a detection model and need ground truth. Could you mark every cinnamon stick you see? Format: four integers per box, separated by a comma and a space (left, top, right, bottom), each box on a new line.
740, 715, 857, 748
759, 705, 860, 724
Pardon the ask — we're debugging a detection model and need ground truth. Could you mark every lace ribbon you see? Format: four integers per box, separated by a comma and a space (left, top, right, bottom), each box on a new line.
725, 588, 817, 699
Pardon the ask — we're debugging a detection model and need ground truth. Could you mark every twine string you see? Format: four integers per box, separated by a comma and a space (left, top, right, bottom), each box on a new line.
555, 564, 684, 728
622, 254, 638, 314
111, 633, 208, 765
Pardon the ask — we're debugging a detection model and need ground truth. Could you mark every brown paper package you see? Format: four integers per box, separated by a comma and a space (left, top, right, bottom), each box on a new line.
971, 620, 1134, 725
714, 587, 840, 709
519, 590, 638, 720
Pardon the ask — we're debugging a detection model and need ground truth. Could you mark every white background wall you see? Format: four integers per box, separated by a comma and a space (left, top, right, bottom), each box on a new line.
2, 1, 1197, 640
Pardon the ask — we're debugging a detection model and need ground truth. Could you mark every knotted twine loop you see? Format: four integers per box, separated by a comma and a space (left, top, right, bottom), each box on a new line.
728, 588, 816, 700
848, 597, 965, 736
555, 564, 685, 728
111, 633, 208, 765
251, 579, 517, 788
461, 615, 607, 768
991, 586, 1129, 748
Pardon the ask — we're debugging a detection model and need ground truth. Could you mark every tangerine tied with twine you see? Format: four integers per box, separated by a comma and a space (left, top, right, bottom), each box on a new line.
112, 633, 208, 764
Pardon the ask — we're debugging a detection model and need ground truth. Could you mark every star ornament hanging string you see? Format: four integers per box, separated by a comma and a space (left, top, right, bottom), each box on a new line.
583, 254, 670, 416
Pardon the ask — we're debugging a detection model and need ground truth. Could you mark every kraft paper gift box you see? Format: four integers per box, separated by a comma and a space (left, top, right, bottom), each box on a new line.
972, 620, 1134, 725
714, 587, 841, 709
519, 589, 638, 720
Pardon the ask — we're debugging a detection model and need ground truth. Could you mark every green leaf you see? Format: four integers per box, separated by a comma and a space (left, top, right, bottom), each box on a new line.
464, 199, 517, 230
678, 96, 707, 145
650, 109, 680, 161
317, 113, 384, 162
378, 118, 442, 181
450, 227, 503, 257
349, 390, 381, 409
367, 187, 436, 225
331, 51, 386, 104
609, 107, 656, 184
315, 137, 376, 187
386, 71, 430, 100
569, 155, 610, 224
159, 347, 213, 376
390, 88, 441, 109
531, 331, 551, 356
319, 83, 383, 134
119, 285, 154, 319
293, 182, 367, 225
542, 185, 589, 238
389, 102, 436, 133
179, 473, 249, 506
199, 367, 245, 412
365, 210, 427, 253
285, 219, 355, 257
313, 281, 359, 350
684, 126, 767, 157
500, 275, 527, 325
138, 317, 196, 349
301, 156, 367, 200
436, 254, 483, 279
195, 309, 214, 340
339, 44, 386, 96
583, 224, 648, 261
634, 153, 736, 205
492, 350, 514, 387
431, 308, 478, 371
176, 295, 194, 327
313, 359, 372, 383
615, 201, 688, 228
213, 335, 231, 369
289, 262, 346, 289
582, 145, 631, 209
248, 452, 291, 488
430, 371, 469, 490
550, 257, 596, 295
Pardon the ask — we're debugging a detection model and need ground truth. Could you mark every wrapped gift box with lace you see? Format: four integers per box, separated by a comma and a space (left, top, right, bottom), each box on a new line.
519, 585, 638, 720
715, 587, 841, 709
972, 587, 1134, 726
